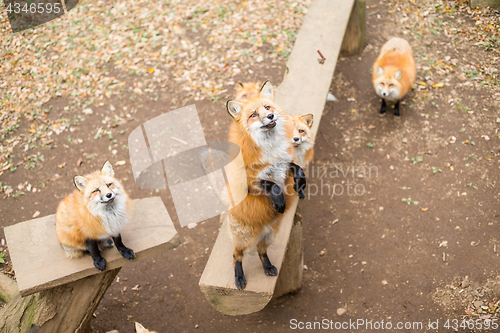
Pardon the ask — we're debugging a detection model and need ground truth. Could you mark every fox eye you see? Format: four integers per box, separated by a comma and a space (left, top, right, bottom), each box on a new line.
264, 105, 270, 110
107, 183, 113, 188
299, 129, 305, 134
250, 112, 258, 118
92, 188, 100, 194
389, 84, 394, 87
380, 83, 385, 86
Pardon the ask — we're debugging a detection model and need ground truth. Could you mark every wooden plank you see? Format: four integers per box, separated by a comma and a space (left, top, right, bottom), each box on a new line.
340, 0, 366, 56
469, 0, 500, 9
5, 196, 179, 297
199, 0, 355, 315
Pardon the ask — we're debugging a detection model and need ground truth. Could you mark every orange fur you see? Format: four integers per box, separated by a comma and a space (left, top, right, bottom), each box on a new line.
290, 114, 314, 169
235, 81, 262, 102
55, 163, 132, 258
372, 37, 416, 102
225, 82, 296, 267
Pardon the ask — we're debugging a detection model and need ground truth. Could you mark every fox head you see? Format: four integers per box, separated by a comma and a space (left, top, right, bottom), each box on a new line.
235, 81, 262, 102
373, 66, 402, 101
73, 161, 127, 213
226, 81, 287, 145
135, 322, 157, 333
291, 114, 314, 148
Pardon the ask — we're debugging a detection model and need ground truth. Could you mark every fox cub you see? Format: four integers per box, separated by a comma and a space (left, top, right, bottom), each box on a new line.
372, 37, 416, 116
55, 161, 135, 271
225, 81, 306, 289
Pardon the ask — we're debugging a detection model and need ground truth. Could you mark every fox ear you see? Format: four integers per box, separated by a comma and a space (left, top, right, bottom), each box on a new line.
101, 161, 114, 176
395, 70, 403, 80
73, 176, 88, 192
135, 322, 147, 333
236, 82, 244, 90
226, 100, 243, 119
259, 81, 274, 100
376, 66, 384, 77
301, 114, 314, 128
255, 81, 262, 89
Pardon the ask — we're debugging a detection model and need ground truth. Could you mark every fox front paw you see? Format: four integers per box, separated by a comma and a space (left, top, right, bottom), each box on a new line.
119, 247, 135, 260
235, 274, 247, 290
272, 194, 286, 214
93, 257, 106, 271
264, 265, 278, 276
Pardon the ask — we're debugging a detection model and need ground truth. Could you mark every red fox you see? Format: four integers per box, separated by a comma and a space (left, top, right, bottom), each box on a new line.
135, 322, 157, 333
55, 161, 135, 271
225, 81, 306, 289
290, 114, 314, 169
235, 81, 262, 102
372, 37, 416, 116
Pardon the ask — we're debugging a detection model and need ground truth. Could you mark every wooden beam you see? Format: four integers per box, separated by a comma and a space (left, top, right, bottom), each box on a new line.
469, 0, 500, 9
341, 0, 366, 56
199, 0, 355, 315
5, 196, 179, 297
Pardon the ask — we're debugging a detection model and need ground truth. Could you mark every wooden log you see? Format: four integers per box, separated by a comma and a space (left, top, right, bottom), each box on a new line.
199, 0, 355, 315
0, 268, 120, 333
340, 0, 366, 56
469, 0, 500, 9
5, 196, 179, 297
273, 208, 303, 299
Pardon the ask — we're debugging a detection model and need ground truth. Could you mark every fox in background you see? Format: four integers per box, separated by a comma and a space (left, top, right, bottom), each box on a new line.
372, 37, 416, 116
224, 81, 307, 289
55, 161, 135, 271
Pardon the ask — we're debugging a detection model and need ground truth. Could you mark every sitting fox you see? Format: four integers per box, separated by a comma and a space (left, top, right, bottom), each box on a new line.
55, 161, 135, 271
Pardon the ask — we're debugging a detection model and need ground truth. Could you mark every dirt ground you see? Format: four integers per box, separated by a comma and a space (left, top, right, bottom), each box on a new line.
1, 0, 500, 332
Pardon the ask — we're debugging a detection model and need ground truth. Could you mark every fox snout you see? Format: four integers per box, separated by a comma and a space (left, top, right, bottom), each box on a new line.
262, 113, 277, 128
101, 191, 115, 203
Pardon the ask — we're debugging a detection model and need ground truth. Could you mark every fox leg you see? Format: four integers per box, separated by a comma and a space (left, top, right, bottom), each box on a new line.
112, 234, 135, 260
289, 163, 306, 199
393, 100, 400, 116
86, 239, 106, 271
257, 240, 278, 276
260, 180, 286, 213
379, 99, 387, 114
233, 248, 246, 290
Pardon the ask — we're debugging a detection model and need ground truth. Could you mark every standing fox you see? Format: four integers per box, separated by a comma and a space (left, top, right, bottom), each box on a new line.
290, 114, 314, 169
235, 82, 314, 168
372, 37, 416, 116
225, 81, 306, 289
55, 161, 135, 271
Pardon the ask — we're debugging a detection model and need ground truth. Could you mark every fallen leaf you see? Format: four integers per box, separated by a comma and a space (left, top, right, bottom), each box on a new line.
33, 211, 40, 218
420, 207, 428, 211
115, 160, 126, 166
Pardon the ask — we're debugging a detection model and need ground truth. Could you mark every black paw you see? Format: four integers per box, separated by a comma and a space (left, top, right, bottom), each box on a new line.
272, 194, 286, 214
93, 257, 106, 271
118, 247, 135, 260
393, 109, 400, 116
235, 274, 247, 290
293, 184, 306, 199
264, 265, 278, 276
379, 99, 387, 114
